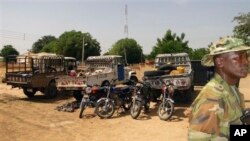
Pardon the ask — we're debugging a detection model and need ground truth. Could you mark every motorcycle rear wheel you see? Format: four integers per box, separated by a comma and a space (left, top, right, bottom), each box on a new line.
158, 100, 174, 120
95, 100, 115, 118
130, 100, 142, 119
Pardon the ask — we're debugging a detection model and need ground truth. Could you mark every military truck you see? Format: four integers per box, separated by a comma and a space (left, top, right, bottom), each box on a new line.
5, 53, 76, 98
143, 53, 194, 102
56, 55, 138, 100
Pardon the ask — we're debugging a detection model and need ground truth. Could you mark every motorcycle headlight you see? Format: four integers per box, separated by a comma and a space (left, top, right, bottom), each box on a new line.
85, 87, 92, 94
136, 83, 143, 87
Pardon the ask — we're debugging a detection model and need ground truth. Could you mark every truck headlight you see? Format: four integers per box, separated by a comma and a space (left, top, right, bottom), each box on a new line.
173, 78, 190, 87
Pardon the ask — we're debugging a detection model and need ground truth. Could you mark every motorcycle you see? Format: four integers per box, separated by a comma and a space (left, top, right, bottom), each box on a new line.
79, 85, 107, 118
130, 81, 151, 119
157, 78, 175, 120
241, 109, 250, 125
95, 79, 135, 118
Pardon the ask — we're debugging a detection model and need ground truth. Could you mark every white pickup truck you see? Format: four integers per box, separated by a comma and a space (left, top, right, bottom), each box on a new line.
144, 53, 194, 102
56, 55, 138, 100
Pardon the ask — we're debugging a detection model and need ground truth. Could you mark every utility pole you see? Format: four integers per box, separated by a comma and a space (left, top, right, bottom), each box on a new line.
82, 37, 84, 65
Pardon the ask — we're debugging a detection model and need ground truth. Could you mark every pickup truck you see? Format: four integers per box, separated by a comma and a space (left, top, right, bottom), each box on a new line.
5, 53, 77, 98
143, 53, 194, 102
56, 55, 138, 100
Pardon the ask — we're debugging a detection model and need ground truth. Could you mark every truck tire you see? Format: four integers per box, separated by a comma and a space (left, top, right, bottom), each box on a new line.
144, 70, 166, 77
174, 87, 193, 103
23, 88, 37, 98
45, 81, 58, 99
73, 90, 83, 102
185, 86, 194, 103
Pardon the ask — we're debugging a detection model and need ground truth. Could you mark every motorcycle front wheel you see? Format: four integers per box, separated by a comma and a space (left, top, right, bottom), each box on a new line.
95, 100, 115, 118
123, 97, 132, 111
79, 102, 86, 118
158, 100, 174, 120
130, 100, 142, 119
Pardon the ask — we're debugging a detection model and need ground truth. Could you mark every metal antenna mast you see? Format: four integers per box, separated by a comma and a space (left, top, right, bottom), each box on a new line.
124, 4, 129, 38
124, 4, 128, 65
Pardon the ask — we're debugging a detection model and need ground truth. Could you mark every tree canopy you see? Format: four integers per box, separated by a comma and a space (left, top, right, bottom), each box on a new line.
233, 12, 250, 45
191, 48, 209, 60
106, 38, 143, 64
32, 35, 57, 53
0, 45, 19, 61
148, 30, 192, 59
31, 30, 101, 61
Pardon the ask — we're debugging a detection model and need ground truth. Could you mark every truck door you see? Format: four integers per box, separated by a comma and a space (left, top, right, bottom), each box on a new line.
117, 64, 124, 81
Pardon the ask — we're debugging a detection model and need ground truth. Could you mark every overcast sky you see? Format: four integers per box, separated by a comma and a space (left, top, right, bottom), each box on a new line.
0, 0, 250, 55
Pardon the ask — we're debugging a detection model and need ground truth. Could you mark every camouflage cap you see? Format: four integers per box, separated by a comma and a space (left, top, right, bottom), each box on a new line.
201, 37, 250, 67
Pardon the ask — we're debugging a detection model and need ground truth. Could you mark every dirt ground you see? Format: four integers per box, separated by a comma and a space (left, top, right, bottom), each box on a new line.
0, 65, 250, 141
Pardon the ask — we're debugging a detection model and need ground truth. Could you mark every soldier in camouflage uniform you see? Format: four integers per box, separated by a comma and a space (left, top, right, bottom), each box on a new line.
188, 37, 250, 141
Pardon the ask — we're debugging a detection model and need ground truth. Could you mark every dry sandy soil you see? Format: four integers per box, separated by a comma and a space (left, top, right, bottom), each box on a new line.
0, 64, 250, 141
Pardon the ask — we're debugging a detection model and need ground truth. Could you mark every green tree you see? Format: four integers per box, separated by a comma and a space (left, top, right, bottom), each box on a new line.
107, 38, 143, 64
191, 48, 209, 60
0, 45, 19, 61
41, 40, 58, 53
32, 35, 57, 53
56, 30, 101, 60
233, 12, 250, 45
148, 29, 192, 59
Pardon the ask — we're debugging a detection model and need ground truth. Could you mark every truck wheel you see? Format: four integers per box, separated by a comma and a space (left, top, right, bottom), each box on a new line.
185, 87, 194, 103
23, 88, 37, 98
144, 70, 166, 77
73, 90, 83, 102
45, 81, 58, 99
175, 87, 193, 103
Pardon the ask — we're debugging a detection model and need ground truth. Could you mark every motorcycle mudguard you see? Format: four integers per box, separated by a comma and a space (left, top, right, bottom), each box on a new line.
133, 96, 142, 102
166, 98, 175, 103
96, 98, 114, 104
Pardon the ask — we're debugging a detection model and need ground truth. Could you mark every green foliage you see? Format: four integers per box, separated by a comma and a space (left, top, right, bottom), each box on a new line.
191, 48, 209, 60
31, 30, 101, 61
41, 40, 58, 53
233, 12, 250, 45
32, 35, 57, 53
107, 38, 143, 64
56, 30, 101, 60
0, 45, 19, 61
148, 30, 192, 59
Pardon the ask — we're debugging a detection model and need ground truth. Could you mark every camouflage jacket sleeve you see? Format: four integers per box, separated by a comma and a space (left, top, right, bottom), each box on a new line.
188, 96, 228, 141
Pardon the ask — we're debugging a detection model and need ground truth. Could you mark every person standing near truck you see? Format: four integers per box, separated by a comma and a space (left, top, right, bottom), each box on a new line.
188, 37, 250, 140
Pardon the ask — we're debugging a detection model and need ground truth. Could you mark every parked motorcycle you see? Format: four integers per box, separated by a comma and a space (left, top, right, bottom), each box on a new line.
130, 81, 151, 119
157, 79, 175, 120
241, 109, 250, 125
79, 85, 107, 118
95, 79, 135, 118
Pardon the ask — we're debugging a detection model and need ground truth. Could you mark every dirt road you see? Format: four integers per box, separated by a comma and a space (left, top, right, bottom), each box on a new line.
0, 64, 250, 141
